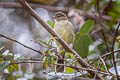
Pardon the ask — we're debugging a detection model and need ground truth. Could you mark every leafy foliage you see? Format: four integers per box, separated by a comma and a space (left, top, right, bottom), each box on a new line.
47, 20, 55, 28
78, 20, 94, 36
42, 57, 48, 69
8, 64, 19, 73
73, 20, 94, 58
73, 35, 92, 58
65, 67, 75, 73
1, 0, 120, 79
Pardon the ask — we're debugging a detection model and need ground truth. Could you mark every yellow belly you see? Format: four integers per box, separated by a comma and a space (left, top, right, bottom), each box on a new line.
54, 20, 75, 46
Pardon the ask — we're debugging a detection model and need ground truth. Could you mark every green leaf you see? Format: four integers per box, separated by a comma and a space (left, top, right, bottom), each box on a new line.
89, 0, 97, 6
12, 64, 19, 71
0, 59, 4, 63
65, 67, 75, 73
42, 57, 48, 69
0, 55, 4, 63
68, 52, 74, 59
7, 64, 19, 73
7, 65, 13, 73
0, 55, 3, 58
47, 20, 55, 28
36, 38, 48, 46
73, 35, 92, 58
78, 20, 94, 36
65, 52, 74, 59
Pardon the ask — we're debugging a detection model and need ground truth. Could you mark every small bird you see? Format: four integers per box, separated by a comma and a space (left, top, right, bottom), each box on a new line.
54, 12, 75, 72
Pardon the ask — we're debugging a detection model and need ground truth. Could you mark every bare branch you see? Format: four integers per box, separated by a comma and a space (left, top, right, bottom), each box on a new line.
90, 48, 120, 66
0, 2, 119, 23
99, 56, 109, 73
101, 48, 120, 58
111, 23, 120, 80
0, 33, 43, 55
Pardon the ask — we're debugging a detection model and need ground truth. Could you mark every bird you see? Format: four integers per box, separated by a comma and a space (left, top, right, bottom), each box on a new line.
54, 12, 75, 72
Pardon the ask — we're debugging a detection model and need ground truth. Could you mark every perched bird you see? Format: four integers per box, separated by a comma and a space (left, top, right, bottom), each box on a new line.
54, 12, 75, 72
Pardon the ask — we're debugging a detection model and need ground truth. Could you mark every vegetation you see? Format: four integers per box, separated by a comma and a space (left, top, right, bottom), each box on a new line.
0, 0, 120, 80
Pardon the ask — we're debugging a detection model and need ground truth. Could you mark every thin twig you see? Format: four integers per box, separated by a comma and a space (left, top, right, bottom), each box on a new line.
101, 48, 120, 58
0, 33, 43, 55
115, 59, 120, 63
93, 1, 109, 79
0, 56, 114, 78
90, 48, 120, 65
0, 2, 69, 12
11, 61, 43, 64
99, 56, 109, 73
94, 60, 101, 79
55, 63, 110, 75
0, 60, 43, 75
99, 0, 113, 52
0, 2, 119, 22
17, 0, 103, 79
0, 59, 111, 76
111, 23, 120, 80
99, 0, 113, 66
97, 0, 110, 52
101, 0, 113, 15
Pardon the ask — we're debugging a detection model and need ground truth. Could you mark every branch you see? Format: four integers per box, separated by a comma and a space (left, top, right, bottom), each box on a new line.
111, 23, 120, 80
99, 56, 109, 73
0, 2, 69, 11
90, 48, 120, 66
0, 59, 110, 77
11, 59, 111, 76
17, 0, 103, 79
12, 61, 112, 76
0, 2, 119, 22
0, 33, 43, 55
101, 48, 120, 58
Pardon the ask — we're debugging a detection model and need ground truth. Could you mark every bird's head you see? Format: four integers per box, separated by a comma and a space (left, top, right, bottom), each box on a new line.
54, 12, 68, 21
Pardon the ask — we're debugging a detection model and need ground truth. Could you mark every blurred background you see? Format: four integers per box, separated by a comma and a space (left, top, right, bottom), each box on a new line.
0, 0, 120, 80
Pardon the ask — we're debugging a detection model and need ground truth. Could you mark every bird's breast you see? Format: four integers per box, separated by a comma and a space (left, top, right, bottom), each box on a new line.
54, 20, 75, 44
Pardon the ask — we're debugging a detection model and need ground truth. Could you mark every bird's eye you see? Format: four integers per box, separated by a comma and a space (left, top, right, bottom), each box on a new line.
57, 15, 61, 17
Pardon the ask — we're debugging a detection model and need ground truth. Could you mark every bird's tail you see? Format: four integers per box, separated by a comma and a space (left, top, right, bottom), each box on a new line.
55, 50, 66, 72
